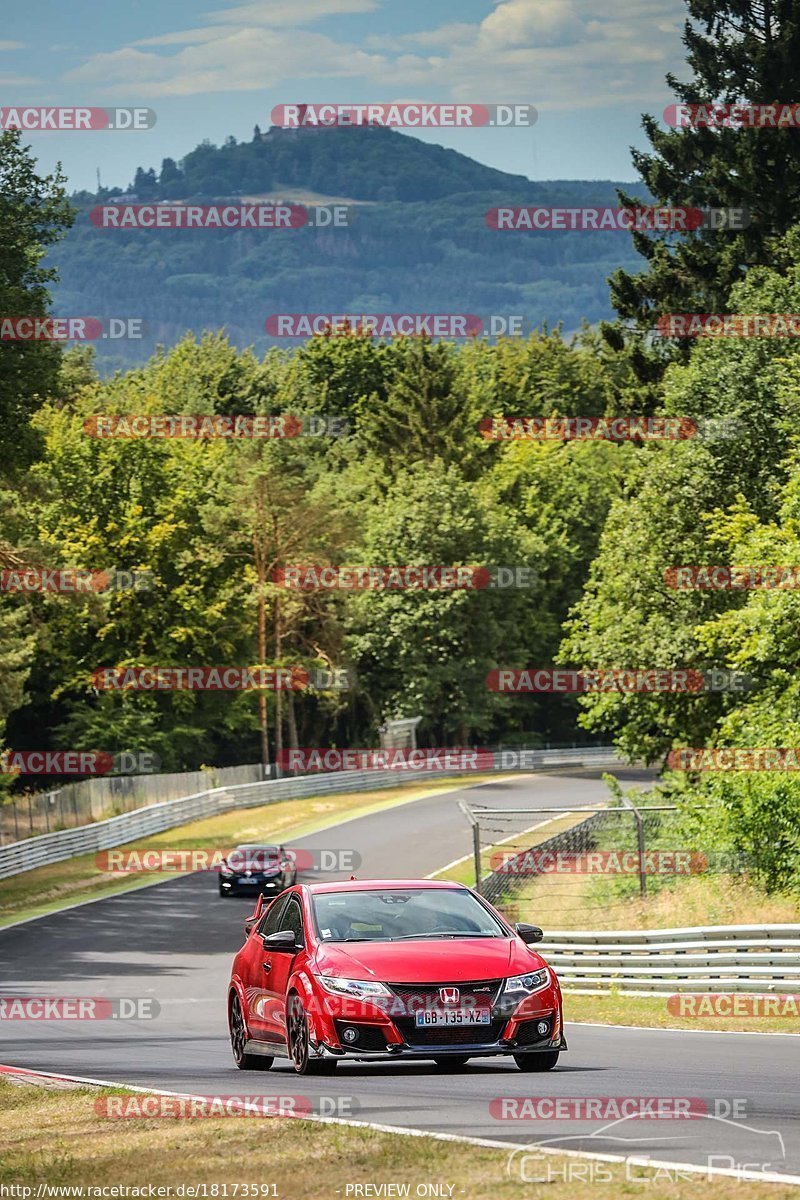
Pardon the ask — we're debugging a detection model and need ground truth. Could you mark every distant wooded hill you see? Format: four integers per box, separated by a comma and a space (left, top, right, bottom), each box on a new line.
52, 124, 644, 370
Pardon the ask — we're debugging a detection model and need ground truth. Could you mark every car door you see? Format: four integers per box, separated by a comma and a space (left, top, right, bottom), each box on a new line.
262, 894, 305, 1045
240, 895, 290, 1041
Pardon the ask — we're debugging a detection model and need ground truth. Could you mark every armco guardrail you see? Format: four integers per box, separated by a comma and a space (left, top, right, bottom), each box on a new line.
478, 805, 800, 995
542, 926, 800, 994
0, 745, 621, 881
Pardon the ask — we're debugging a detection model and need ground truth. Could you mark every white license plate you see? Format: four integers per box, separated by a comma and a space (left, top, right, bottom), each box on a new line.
414, 1009, 491, 1027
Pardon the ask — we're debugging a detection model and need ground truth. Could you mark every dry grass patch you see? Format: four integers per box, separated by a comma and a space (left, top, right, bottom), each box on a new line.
0, 1080, 794, 1199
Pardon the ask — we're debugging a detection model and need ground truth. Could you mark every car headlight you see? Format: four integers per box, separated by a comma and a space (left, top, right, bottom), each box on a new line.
219, 865, 234, 877
319, 976, 392, 999
503, 968, 550, 996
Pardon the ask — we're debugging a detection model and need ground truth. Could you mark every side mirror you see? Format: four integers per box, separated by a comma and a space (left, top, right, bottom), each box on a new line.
261, 929, 298, 951
516, 922, 544, 944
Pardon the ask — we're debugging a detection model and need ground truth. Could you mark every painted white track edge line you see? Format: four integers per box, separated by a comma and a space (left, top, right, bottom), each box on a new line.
1, 1063, 798, 1187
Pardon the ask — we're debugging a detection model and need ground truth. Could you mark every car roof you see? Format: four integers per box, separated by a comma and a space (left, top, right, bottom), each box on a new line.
234, 843, 281, 850
301, 879, 469, 894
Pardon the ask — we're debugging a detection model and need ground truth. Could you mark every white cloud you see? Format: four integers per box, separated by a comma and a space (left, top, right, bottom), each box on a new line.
133, 27, 238, 48
65, 30, 387, 97
363, 25, 475, 51
62, 0, 685, 110
0, 40, 25, 50
204, 0, 379, 26
480, 0, 584, 49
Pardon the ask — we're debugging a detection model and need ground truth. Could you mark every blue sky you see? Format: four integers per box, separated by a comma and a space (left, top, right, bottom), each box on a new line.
1, 0, 688, 192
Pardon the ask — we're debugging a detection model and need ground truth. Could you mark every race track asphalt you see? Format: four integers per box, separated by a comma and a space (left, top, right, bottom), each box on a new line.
1, 769, 798, 1184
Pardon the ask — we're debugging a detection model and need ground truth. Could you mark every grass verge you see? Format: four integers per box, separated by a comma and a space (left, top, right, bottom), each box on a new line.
0, 774, 497, 929
0, 1078, 790, 1199
499, 870, 800, 932
564, 991, 800, 1034
435, 810, 603, 886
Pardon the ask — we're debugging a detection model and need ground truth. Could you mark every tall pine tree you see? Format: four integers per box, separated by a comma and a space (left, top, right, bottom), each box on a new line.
609, 0, 800, 357
0, 129, 73, 469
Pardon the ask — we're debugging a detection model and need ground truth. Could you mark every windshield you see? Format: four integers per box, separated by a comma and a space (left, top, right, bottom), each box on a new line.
227, 846, 281, 871
311, 888, 508, 942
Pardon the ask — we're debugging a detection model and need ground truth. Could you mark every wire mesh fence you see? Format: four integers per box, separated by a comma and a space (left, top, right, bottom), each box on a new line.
462, 799, 732, 930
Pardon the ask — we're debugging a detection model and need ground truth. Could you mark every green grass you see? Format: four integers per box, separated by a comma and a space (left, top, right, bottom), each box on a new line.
434, 810, 601, 886
565, 990, 800, 1034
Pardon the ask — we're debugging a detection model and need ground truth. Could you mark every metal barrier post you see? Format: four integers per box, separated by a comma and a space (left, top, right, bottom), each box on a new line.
621, 794, 647, 897
458, 801, 482, 894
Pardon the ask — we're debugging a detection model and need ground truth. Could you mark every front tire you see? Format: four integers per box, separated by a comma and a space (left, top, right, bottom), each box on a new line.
287, 995, 337, 1075
514, 1051, 559, 1072
229, 994, 273, 1071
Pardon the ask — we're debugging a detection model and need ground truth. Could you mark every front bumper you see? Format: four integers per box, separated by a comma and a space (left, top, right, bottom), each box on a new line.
310, 1033, 568, 1062
305, 986, 566, 1061
220, 875, 284, 894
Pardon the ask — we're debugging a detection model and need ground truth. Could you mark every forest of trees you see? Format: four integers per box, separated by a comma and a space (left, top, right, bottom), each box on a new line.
3, 0, 800, 893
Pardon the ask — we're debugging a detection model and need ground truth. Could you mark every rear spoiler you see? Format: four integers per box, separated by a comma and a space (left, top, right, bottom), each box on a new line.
244, 893, 265, 938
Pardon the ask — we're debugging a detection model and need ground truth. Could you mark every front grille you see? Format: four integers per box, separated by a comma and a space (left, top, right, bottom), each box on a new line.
389, 980, 502, 1010
333, 1021, 389, 1052
387, 980, 504, 1048
394, 1019, 506, 1046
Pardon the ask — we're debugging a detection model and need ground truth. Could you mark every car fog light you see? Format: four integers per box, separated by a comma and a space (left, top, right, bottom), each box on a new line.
342, 1027, 359, 1043
537, 1020, 550, 1036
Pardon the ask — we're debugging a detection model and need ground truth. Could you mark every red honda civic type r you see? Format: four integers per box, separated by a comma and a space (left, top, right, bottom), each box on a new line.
227, 878, 566, 1074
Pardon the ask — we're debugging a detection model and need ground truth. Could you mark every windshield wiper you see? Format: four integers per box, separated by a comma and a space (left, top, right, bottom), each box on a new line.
392, 931, 495, 940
